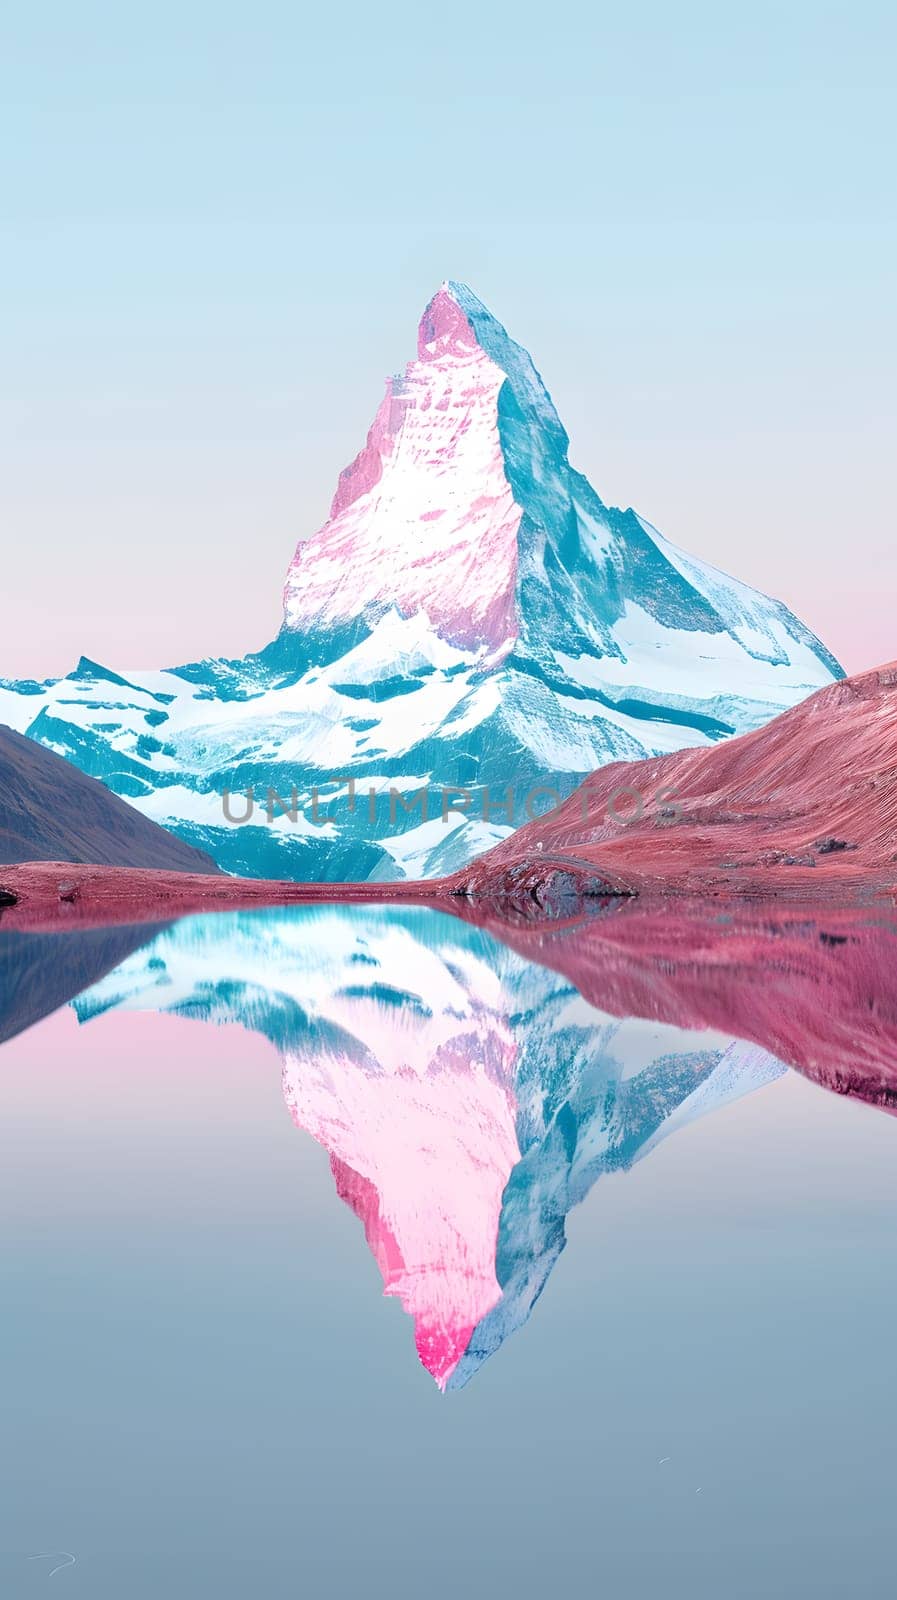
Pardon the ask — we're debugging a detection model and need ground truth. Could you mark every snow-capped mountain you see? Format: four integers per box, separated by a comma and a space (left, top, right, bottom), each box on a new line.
73, 903, 785, 1388
0, 283, 842, 880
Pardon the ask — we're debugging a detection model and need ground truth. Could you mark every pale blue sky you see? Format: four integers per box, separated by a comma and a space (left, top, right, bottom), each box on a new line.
2, 1, 894, 675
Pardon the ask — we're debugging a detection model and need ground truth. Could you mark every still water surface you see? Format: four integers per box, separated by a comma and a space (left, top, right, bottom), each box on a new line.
1, 903, 895, 1598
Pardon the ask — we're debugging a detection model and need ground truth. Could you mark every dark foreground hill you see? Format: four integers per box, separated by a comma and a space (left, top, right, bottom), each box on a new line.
0, 724, 218, 872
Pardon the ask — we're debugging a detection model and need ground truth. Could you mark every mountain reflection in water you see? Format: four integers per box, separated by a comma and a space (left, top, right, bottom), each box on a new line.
1, 894, 880, 1388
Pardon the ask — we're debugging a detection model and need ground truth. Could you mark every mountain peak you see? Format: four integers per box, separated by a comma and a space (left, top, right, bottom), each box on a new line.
283, 281, 524, 654
280, 284, 841, 686
281, 280, 579, 655
417, 282, 479, 362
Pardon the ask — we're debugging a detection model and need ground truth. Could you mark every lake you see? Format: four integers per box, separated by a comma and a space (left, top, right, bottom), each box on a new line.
1, 901, 895, 1598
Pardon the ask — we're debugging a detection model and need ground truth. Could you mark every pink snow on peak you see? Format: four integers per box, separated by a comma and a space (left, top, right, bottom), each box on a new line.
282, 283, 522, 656
330, 1154, 480, 1389
280, 962, 521, 1389
417, 284, 479, 361
328, 387, 397, 521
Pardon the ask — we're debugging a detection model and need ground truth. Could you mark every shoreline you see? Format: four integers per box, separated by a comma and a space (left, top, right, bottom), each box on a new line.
1, 857, 893, 937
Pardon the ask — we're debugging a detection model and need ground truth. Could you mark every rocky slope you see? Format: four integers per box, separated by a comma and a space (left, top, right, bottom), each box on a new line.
448, 662, 897, 899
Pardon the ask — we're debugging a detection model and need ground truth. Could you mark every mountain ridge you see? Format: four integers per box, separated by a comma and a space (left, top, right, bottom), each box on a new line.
0, 282, 842, 881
